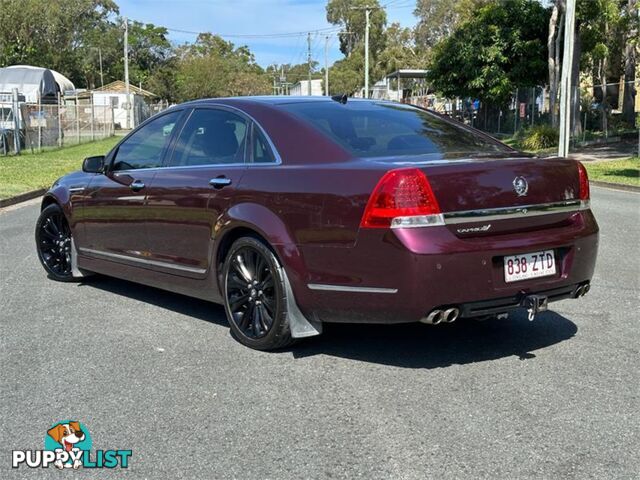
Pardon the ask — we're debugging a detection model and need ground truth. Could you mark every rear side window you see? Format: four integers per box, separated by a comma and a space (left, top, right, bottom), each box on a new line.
169, 109, 247, 167
251, 126, 276, 164
280, 102, 512, 159
112, 110, 181, 171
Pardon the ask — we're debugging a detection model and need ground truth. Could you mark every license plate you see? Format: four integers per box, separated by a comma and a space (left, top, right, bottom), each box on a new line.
504, 250, 556, 283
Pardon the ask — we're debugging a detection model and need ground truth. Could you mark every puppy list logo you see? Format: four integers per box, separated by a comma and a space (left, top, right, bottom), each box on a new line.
12, 421, 132, 470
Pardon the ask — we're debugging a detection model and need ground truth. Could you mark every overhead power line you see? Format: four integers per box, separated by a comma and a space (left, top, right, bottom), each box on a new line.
163, 26, 340, 39
384, 0, 417, 9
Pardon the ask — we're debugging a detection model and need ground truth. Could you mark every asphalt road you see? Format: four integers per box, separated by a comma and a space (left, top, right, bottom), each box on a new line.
1, 186, 638, 479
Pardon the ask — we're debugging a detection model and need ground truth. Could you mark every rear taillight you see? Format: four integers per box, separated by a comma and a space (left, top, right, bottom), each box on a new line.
577, 161, 590, 200
360, 168, 443, 228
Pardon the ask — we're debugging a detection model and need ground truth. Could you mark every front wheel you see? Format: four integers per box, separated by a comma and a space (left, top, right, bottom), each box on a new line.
35, 204, 80, 282
222, 237, 294, 350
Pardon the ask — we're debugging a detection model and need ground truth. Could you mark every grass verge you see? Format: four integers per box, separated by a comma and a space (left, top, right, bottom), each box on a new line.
501, 137, 556, 156
1, 136, 636, 200
0, 137, 119, 200
584, 157, 639, 187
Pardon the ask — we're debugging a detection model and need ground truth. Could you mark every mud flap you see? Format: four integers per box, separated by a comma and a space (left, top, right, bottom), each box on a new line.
282, 269, 322, 338
70, 238, 92, 278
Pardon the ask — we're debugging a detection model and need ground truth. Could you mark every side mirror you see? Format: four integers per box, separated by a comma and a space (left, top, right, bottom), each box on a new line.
82, 155, 105, 173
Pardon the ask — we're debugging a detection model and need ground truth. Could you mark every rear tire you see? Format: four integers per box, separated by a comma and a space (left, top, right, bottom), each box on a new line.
35, 204, 81, 282
222, 237, 294, 350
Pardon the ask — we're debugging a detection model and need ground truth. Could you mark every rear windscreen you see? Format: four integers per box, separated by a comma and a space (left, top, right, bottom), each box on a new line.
280, 101, 514, 159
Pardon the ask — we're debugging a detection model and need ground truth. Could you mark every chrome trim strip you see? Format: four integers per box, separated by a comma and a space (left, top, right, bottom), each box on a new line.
78, 247, 207, 274
68, 187, 85, 193
307, 283, 398, 294
443, 200, 588, 225
111, 163, 247, 174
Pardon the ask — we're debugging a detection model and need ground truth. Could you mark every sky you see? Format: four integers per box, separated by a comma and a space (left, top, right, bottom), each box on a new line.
116, 0, 418, 68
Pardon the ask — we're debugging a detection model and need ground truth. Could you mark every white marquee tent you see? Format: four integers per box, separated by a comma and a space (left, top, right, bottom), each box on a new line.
0, 65, 75, 103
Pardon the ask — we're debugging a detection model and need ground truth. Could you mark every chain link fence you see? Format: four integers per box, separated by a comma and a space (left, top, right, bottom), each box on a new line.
0, 101, 115, 155
405, 80, 639, 154
27, 103, 114, 151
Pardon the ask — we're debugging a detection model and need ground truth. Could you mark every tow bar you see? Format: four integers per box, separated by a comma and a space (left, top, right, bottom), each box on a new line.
522, 294, 548, 321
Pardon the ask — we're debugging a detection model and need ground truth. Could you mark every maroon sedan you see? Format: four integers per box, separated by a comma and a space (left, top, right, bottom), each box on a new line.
35, 97, 598, 350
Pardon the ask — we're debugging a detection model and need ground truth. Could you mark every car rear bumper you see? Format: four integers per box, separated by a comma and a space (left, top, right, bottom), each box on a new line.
295, 210, 599, 324
457, 283, 586, 318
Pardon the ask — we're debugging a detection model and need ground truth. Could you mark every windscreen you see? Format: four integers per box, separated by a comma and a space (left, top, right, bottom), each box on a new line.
280, 101, 514, 159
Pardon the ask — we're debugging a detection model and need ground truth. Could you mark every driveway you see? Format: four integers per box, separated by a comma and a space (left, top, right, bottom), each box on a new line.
1, 187, 638, 479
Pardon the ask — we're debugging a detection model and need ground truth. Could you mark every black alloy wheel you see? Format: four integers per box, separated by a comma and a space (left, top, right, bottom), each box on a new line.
223, 237, 293, 350
35, 204, 74, 281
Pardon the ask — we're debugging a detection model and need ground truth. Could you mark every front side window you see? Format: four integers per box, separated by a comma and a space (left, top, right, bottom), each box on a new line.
111, 110, 181, 171
169, 109, 248, 167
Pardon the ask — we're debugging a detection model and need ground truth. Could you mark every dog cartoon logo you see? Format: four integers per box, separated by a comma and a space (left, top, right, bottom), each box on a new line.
12, 421, 131, 469
45, 421, 91, 469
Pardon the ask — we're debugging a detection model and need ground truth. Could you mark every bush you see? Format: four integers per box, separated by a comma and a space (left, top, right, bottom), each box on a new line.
522, 125, 559, 150
513, 127, 527, 143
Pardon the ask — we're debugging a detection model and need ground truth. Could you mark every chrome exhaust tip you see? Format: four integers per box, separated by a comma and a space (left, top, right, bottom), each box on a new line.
421, 310, 444, 325
443, 307, 460, 323
575, 285, 584, 298
582, 283, 590, 296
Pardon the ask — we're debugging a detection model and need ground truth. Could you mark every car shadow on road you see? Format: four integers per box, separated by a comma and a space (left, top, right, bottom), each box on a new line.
80, 275, 578, 369
292, 313, 577, 368
77, 275, 230, 328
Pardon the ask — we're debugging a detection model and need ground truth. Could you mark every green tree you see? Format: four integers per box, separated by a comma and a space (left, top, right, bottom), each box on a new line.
621, 0, 638, 126
76, 15, 122, 89
413, 0, 489, 49
326, 0, 387, 57
0, 0, 118, 86
265, 62, 322, 87
125, 21, 172, 88
376, 23, 425, 76
579, 0, 631, 132
427, 0, 549, 108
327, 51, 364, 95
175, 33, 269, 100
546, 0, 564, 128
146, 59, 179, 102
547, 0, 637, 135
77, 18, 172, 90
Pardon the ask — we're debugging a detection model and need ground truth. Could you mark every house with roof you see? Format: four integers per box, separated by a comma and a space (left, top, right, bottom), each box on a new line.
89, 80, 158, 129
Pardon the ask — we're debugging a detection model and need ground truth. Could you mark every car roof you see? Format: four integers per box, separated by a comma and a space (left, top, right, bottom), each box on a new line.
179, 96, 380, 108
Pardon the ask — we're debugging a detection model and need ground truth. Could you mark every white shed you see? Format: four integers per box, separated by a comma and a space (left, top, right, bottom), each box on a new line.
90, 81, 157, 129
289, 79, 323, 96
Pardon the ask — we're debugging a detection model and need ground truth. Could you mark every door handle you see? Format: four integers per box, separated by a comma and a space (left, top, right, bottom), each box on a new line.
130, 180, 145, 191
209, 177, 232, 189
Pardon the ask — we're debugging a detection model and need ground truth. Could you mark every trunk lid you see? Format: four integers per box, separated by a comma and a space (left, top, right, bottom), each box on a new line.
417, 156, 583, 237
421, 156, 580, 211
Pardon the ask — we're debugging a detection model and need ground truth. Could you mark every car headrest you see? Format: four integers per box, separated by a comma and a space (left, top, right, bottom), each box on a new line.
197, 122, 239, 159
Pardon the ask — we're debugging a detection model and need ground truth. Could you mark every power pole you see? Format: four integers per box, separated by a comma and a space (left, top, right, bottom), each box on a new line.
307, 32, 312, 96
350, 5, 376, 98
98, 47, 104, 88
364, 7, 370, 99
324, 35, 329, 96
272, 64, 277, 95
123, 16, 131, 129
558, 0, 576, 157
